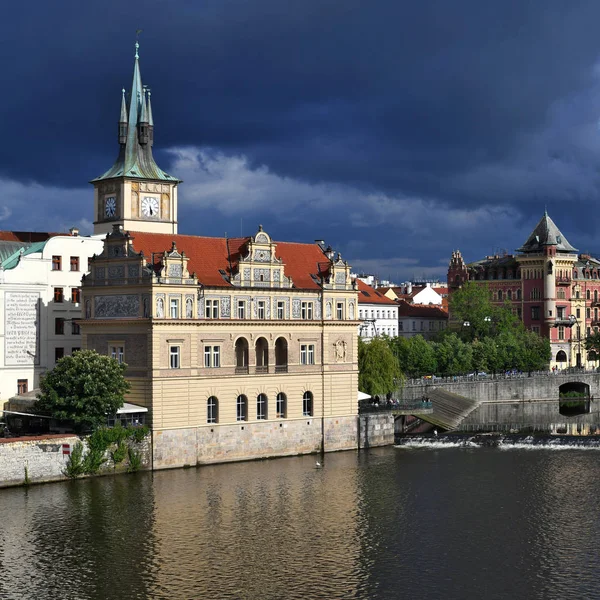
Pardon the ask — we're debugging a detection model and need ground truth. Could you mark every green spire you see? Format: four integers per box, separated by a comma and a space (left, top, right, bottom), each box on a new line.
147, 90, 154, 126
91, 40, 179, 183
119, 88, 127, 123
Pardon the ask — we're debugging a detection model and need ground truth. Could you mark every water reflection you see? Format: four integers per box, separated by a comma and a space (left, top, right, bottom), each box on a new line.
2, 447, 600, 599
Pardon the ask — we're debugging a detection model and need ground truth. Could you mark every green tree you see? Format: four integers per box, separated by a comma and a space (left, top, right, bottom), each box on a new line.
585, 331, 600, 359
449, 282, 519, 341
358, 337, 402, 396
35, 350, 130, 432
433, 333, 473, 376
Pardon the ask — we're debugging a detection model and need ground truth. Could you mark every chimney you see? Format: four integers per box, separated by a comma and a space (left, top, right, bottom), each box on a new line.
70, 227, 79, 237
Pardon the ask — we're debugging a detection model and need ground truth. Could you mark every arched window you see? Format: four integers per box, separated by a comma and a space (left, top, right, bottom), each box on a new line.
556, 350, 567, 363
497, 290, 503, 302
595, 290, 598, 303
207, 396, 218, 424
302, 391, 313, 417
235, 338, 249, 373
516, 289, 521, 300
255, 337, 269, 373
507, 290, 512, 300
257, 394, 268, 420
276, 392, 287, 418
573, 270, 578, 279
275, 338, 288, 372
236, 395, 247, 421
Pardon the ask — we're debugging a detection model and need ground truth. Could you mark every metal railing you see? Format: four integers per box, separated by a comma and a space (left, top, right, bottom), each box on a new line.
405, 368, 600, 386
235, 366, 249, 374
359, 401, 433, 413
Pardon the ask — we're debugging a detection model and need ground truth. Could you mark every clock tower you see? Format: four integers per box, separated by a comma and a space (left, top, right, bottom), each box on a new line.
91, 41, 181, 235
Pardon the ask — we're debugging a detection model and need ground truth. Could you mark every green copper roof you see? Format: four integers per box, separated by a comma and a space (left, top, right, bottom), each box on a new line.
91, 42, 179, 183
517, 211, 577, 254
0, 241, 48, 270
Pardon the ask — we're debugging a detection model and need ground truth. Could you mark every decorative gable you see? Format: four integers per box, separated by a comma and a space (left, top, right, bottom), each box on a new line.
231, 225, 293, 288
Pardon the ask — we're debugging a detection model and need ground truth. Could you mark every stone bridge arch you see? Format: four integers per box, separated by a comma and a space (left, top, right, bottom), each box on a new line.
558, 381, 591, 417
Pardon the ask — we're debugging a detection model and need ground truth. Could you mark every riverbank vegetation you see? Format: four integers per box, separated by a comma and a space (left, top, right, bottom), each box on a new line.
361, 283, 551, 382
35, 350, 130, 433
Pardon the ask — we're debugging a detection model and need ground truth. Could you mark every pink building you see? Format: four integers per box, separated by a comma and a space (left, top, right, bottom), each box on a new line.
448, 211, 600, 369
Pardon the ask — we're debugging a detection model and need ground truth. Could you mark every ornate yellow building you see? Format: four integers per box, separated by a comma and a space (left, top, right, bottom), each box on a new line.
81, 43, 360, 468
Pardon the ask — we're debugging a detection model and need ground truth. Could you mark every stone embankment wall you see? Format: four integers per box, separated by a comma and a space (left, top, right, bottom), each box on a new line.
0, 433, 152, 489
153, 414, 394, 469
359, 414, 395, 448
402, 373, 600, 432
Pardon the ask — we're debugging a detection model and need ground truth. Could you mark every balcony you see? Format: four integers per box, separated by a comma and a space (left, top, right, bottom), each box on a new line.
556, 276, 571, 285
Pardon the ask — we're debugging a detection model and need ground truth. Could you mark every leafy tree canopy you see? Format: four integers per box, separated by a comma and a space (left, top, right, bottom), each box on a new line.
358, 337, 402, 396
35, 350, 130, 432
449, 282, 519, 341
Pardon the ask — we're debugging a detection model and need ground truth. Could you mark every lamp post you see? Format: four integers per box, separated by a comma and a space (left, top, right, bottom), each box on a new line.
568, 314, 582, 369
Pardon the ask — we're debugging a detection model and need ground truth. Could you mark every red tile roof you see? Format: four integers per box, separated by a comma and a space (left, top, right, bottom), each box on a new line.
127, 231, 329, 289
356, 279, 398, 305
397, 300, 448, 319
0, 231, 63, 243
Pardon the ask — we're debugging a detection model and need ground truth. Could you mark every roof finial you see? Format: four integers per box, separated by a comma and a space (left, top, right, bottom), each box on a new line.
544, 204, 548, 216
135, 29, 142, 59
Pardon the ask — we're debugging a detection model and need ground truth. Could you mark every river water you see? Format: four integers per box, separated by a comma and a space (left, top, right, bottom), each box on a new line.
2, 442, 600, 600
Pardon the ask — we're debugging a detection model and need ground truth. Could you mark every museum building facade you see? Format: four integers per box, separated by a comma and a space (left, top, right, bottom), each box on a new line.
80, 42, 360, 468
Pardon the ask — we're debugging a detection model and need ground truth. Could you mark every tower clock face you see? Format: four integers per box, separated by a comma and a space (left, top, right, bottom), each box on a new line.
105, 197, 116, 218
141, 196, 160, 218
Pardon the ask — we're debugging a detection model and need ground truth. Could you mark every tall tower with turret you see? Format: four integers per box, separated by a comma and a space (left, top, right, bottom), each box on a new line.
447, 250, 469, 291
91, 41, 181, 235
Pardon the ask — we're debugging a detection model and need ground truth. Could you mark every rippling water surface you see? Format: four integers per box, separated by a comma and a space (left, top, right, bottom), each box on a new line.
2, 446, 600, 599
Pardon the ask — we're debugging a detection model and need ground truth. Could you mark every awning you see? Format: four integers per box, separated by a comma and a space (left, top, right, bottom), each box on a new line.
117, 403, 148, 415
358, 391, 371, 401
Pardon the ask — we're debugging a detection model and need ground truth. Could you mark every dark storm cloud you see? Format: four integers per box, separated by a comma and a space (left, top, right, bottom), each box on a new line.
3, 0, 600, 280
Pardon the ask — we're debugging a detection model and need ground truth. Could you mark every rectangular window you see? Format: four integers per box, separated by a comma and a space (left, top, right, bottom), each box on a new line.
420, 321, 424, 330
532, 326, 540, 335
277, 301, 284, 320
71, 321, 80, 335
557, 307, 566, 319
577, 308, 581, 319
399, 322, 404, 331
587, 308, 591, 319
412, 321, 416, 331
17, 379, 28, 395
169, 346, 180, 369
558, 326, 565, 340
55, 347, 64, 362
170, 298, 179, 319
204, 345, 220, 368
70, 256, 79, 271
205, 299, 219, 319
111, 346, 124, 363
55, 318, 65, 335
336, 302, 344, 320
301, 301, 313, 320
300, 344, 315, 365
257, 300, 266, 319
71, 287, 81, 304
54, 287, 64, 303
531, 306, 540, 320
72, 347, 80, 354
52, 255, 61, 271
237, 300, 245, 319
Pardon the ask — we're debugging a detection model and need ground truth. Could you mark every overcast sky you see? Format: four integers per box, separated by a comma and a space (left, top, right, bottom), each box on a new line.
3, 0, 600, 282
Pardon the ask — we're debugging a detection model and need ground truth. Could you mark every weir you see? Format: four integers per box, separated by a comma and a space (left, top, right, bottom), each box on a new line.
400, 372, 600, 433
